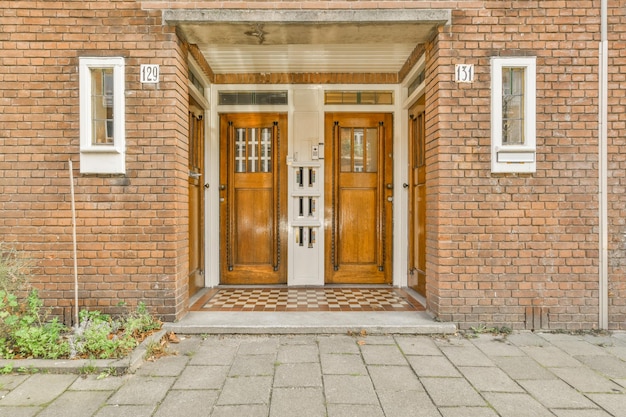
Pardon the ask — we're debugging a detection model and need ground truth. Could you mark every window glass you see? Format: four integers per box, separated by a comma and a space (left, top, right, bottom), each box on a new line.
90, 68, 114, 145
502, 67, 525, 145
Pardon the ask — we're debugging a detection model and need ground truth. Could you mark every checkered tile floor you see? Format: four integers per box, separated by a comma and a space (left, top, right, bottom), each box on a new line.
190, 287, 425, 312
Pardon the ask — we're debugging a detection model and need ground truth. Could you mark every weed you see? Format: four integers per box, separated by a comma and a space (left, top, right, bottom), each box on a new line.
0, 363, 14, 374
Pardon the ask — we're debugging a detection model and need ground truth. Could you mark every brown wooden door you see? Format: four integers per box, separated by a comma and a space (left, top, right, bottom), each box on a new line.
407, 98, 426, 295
324, 113, 393, 284
188, 102, 205, 297
219, 113, 287, 284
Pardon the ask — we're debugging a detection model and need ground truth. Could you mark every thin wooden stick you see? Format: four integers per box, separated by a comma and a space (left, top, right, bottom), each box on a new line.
69, 159, 79, 326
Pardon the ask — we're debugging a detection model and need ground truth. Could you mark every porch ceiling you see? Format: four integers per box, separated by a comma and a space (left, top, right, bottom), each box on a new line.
164, 9, 450, 75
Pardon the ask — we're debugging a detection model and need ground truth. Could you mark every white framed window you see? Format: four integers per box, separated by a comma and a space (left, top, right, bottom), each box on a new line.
79, 57, 125, 174
491, 56, 536, 173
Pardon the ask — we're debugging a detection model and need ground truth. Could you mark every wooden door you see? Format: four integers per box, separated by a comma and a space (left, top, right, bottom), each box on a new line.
407, 98, 426, 295
324, 113, 393, 284
188, 102, 205, 297
219, 113, 287, 284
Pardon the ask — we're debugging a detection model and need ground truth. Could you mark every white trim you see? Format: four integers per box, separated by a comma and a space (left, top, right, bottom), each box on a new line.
490, 56, 536, 174
79, 57, 125, 174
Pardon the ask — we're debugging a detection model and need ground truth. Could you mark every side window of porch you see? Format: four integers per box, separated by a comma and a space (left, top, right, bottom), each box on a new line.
79, 57, 125, 174
490, 56, 536, 173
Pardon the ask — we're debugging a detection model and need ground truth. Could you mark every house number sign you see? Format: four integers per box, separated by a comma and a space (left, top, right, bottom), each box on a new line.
140, 64, 159, 84
455, 64, 474, 83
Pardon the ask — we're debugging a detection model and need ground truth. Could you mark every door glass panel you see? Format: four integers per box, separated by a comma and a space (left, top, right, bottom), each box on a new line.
353, 128, 364, 172
260, 127, 272, 173
365, 127, 377, 172
247, 128, 258, 172
340, 128, 352, 172
235, 127, 273, 173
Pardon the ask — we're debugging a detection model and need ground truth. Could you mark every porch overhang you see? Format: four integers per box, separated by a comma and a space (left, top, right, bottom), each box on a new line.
164, 9, 451, 76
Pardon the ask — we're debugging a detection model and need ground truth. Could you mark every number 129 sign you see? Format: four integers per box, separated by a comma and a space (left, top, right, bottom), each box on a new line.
455, 64, 474, 83
140, 64, 159, 84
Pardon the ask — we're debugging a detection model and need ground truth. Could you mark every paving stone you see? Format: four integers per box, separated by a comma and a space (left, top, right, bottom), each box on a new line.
441, 345, 495, 367
0, 374, 76, 406
492, 356, 557, 380
470, 335, 526, 357
211, 405, 269, 417
377, 390, 440, 417
36, 390, 111, 417
217, 376, 272, 405
153, 389, 219, 417
94, 404, 155, 417
228, 354, 276, 376
439, 406, 500, 417
394, 335, 442, 355
367, 365, 422, 392
359, 344, 408, 365
269, 387, 325, 417
279, 335, 317, 345
189, 344, 237, 366
136, 354, 190, 376
237, 337, 280, 355
320, 353, 367, 375
317, 335, 360, 354
551, 409, 613, 417
0, 407, 41, 417
507, 332, 549, 347
521, 346, 584, 368
323, 375, 378, 405
69, 374, 126, 391
540, 339, 609, 357
326, 404, 384, 417
274, 362, 322, 387
0, 374, 29, 391
576, 355, 626, 379
420, 377, 485, 407
169, 335, 203, 356
173, 365, 229, 389
355, 335, 395, 345
277, 343, 319, 363
586, 393, 626, 417
483, 392, 554, 417
107, 376, 175, 405
407, 355, 460, 377
458, 366, 524, 393
550, 367, 624, 393
605, 345, 626, 361
519, 379, 597, 409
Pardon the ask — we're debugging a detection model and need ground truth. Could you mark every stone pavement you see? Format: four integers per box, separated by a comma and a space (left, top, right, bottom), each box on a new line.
1, 331, 626, 417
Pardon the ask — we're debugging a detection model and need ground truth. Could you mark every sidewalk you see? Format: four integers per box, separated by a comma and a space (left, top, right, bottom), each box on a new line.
0, 331, 625, 417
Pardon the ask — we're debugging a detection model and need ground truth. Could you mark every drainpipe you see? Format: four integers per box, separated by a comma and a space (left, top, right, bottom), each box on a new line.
598, 0, 608, 330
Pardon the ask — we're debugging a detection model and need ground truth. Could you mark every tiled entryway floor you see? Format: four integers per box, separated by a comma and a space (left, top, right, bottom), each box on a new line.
190, 287, 425, 312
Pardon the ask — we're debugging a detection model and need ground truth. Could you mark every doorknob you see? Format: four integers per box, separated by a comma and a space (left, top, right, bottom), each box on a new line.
386, 183, 393, 189
204, 183, 210, 189
220, 184, 226, 191
403, 183, 409, 189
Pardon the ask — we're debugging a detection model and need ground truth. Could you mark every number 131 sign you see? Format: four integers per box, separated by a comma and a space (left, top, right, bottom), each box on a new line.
455, 64, 474, 83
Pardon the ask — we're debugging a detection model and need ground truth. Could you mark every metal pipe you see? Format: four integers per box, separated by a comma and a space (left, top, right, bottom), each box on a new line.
598, 0, 608, 329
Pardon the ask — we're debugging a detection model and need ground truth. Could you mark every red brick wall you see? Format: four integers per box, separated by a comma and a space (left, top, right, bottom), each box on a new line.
2, 0, 625, 329
0, 0, 190, 322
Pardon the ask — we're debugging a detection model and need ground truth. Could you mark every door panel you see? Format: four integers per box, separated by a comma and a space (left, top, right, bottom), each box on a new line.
325, 113, 393, 284
188, 103, 204, 297
408, 97, 426, 295
219, 113, 287, 284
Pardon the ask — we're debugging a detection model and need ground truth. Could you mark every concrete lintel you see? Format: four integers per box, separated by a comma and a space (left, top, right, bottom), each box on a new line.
163, 8, 451, 26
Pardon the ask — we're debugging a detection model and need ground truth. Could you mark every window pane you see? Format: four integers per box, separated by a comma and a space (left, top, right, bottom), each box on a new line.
260, 127, 272, 173
502, 67, 525, 145
353, 129, 364, 172
235, 128, 246, 173
91, 68, 114, 145
365, 128, 378, 172
247, 128, 258, 173
340, 128, 352, 172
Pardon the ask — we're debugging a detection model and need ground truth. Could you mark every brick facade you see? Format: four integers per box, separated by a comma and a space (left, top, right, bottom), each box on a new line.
1, 0, 624, 329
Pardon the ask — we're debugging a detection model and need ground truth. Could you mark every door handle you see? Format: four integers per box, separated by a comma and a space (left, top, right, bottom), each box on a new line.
403, 183, 409, 189
220, 184, 226, 191
386, 183, 393, 189
189, 171, 201, 179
